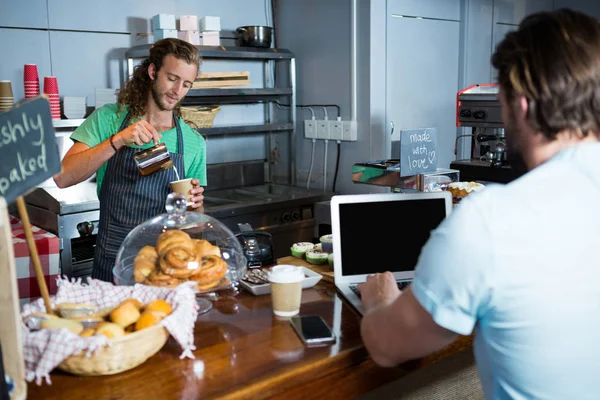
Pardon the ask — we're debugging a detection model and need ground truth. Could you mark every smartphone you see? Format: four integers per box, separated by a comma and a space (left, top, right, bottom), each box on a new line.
289, 315, 336, 346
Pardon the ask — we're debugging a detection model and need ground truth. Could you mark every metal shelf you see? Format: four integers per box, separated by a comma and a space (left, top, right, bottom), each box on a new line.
125, 44, 295, 60
52, 119, 85, 128
198, 123, 293, 137
182, 88, 292, 105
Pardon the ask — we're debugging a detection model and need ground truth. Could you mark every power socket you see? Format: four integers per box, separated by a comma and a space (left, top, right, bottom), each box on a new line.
317, 120, 330, 139
304, 120, 317, 139
329, 120, 343, 141
342, 121, 357, 141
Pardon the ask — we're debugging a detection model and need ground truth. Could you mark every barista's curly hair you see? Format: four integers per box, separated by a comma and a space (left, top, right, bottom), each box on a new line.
117, 38, 201, 119
492, 9, 600, 140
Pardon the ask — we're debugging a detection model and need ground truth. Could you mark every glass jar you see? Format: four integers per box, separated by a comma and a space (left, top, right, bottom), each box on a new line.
113, 193, 248, 295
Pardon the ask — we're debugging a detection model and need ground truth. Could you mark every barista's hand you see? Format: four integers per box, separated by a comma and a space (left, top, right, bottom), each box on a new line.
357, 272, 402, 314
189, 179, 205, 209
115, 120, 162, 147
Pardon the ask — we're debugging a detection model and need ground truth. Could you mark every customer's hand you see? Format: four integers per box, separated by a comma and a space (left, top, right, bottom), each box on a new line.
189, 179, 205, 209
357, 272, 402, 314
115, 120, 161, 147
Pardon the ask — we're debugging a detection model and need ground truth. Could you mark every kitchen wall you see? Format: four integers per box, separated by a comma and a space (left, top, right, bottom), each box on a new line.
0, 0, 272, 168
276, 0, 600, 193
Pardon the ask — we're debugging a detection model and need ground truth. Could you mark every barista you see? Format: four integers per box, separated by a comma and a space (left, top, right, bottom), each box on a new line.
53, 39, 207, 282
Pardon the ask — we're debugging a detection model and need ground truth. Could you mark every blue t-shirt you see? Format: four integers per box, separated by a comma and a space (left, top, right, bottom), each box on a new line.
412, 142, 600, 399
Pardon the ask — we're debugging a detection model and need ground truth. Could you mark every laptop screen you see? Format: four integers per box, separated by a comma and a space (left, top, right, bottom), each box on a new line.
338, 197, 447, 276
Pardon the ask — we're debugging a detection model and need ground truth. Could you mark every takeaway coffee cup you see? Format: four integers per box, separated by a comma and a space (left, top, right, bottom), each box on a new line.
268, 265, 305, 317
170, 178, 194, 205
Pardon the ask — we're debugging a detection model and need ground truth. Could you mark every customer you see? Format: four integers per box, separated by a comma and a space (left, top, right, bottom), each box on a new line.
54, 38, 207, 281
358, 9, 600, 399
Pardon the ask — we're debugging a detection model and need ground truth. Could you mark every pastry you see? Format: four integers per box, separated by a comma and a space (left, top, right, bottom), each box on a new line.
446, 182, 485, 203
110, 301, 141, 328
146, 270, 183, 288
55, 303, 97, 319
80, 328, 96, 337
156, 230, 195, 256
306, 248, 328, 265
39, 318, 84, 335
188, 255, 228, 291
95, 322, 126, 339
135, 311, 162, 331
120, 298, 144, 310
290, 242, 314, 258
159, 247, 199, 278
193, 239, 221, 258
197, 276, 229, 292
133, 246, 159, 283
145, 299, 172, 318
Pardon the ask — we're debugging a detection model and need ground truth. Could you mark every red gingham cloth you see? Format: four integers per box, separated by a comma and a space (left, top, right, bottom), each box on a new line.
10, 215, 60, 306
21, 278, 199, 385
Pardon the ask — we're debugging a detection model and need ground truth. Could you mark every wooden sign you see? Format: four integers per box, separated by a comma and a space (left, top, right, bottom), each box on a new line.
0, 198, 27, 400
0, 96, 61, 204
399, 128, 438, 177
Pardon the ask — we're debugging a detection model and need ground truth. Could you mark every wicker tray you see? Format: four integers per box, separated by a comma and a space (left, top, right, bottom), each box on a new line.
57, 323, 169, 376
181, 106, 220, 128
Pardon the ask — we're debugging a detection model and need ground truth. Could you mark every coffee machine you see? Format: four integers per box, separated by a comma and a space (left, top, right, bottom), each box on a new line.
450, 84, 519, 183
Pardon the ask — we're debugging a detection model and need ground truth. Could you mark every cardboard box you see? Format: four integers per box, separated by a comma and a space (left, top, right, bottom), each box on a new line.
179, 15, 198, 31
202, 31, 220, 46
178, 30, 201, 45
200, 16, 221, 32
154, 29, 178, 41
152, 14, 176, 30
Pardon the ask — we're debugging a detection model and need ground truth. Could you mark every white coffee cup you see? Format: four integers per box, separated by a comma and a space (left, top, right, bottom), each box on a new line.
268, 265, 305, 317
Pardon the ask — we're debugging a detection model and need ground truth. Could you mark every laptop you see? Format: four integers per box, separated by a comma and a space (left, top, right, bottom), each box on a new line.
330, 191, 452, 315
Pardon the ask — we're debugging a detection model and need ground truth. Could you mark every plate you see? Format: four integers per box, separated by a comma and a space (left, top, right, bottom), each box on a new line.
240, 267, 322, 296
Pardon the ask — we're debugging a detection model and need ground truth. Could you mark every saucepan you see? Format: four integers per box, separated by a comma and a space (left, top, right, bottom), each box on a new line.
236, 26, 273, 48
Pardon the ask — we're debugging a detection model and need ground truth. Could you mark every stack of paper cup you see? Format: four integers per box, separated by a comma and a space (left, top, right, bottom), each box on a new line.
44, 76, 60, 119
0, 81, 15, 112
95, 88, 117, 108
63, 96, 86, 119
24, 64, 40, 99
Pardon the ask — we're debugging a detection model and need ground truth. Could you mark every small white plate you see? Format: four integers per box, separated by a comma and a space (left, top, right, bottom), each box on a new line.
240, 267, 322, 296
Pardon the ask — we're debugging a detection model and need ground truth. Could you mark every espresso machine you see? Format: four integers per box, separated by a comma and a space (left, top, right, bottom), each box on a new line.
450, 84, 519, 183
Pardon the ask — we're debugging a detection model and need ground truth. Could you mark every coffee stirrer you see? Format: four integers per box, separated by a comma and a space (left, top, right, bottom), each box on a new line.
15, 196, 53, 314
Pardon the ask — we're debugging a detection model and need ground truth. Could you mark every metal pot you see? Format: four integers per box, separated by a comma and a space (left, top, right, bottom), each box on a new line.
236, 26, 273, 48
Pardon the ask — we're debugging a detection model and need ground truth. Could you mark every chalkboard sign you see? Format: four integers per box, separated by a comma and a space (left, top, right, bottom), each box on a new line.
400, 128, 438, 177
0, 96, 61, 203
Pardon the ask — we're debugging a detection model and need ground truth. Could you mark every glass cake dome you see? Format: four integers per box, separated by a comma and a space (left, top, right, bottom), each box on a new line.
113, 193, 248, 295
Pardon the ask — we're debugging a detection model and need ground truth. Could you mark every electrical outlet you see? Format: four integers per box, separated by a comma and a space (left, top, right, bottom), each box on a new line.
317, 120, 330, 139
342, 121, 357, 141
329, 120, 343, 141
304, 120, 317, 139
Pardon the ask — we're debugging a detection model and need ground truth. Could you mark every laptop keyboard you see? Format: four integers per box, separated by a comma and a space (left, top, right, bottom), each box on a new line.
350, 280, 411, 298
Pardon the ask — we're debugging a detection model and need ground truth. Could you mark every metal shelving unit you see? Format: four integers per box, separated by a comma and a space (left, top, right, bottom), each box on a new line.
125, 45, 297, 185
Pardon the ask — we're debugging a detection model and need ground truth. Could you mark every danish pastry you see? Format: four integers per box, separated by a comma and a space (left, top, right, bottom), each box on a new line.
156, 230, 195, 256
189, 255, 228, 291
193, 239, 221, 258
146, 270, 183, 288
159, 247, 199, 278
133, 246, 158, 283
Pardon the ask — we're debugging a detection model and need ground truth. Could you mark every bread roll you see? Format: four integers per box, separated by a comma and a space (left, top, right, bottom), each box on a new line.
135, 311, 163, 331
95, 322, 126, 339
121, 298, 144, 310
145, 299, 172, 318
80, 328, 96, 337
156, 230, 194, 256
39, 318, 84, 335
110, 302, 141, 328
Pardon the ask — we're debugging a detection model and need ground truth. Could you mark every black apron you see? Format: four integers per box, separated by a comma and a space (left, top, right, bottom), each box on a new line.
92, 112, 186, 282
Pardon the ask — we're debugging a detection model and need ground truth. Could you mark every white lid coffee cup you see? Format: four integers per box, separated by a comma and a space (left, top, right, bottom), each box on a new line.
268, 265, 304, 284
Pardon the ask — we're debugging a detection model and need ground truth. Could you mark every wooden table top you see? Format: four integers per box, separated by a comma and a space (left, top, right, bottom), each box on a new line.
27, 282, 472, 400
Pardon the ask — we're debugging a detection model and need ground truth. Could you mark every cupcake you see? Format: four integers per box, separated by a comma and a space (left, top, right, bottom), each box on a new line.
291, 242, 315, 259
319, 234, 333, 253
306, 248, 328, 265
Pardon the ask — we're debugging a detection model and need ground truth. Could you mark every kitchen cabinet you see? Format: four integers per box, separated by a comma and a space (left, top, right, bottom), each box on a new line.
385, 9, 461, 170
125, 44, 298, 185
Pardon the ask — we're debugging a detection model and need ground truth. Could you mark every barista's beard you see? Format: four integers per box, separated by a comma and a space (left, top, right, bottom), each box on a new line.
150, 79, 181, 112
504, 116, 529, 178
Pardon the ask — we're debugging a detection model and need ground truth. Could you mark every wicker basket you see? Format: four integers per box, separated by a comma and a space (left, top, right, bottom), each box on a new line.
181, 105, 220, 128
57, 324, 169, 376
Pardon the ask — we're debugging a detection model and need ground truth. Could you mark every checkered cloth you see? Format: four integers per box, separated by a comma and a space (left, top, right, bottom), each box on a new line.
21, 278, 199, 385
10, 215, 60, 307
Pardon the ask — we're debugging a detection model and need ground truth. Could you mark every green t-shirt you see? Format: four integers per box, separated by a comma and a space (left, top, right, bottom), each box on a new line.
70, 104, 207, 196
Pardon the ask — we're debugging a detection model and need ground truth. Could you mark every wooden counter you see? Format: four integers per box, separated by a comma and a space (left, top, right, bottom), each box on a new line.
27, 283, 472, 400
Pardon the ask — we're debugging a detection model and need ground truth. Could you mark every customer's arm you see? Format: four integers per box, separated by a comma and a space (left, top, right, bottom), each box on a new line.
54, 120, 160, 188
360, 283, 457, 367
360, 192, 494, 367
